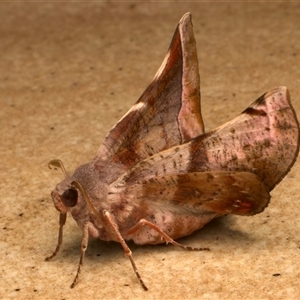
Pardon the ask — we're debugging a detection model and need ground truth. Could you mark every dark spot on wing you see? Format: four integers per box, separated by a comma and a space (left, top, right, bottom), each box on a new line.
243, 107, 267, 116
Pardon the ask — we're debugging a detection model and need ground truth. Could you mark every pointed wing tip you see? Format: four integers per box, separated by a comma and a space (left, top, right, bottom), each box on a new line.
254, 86, 290, 108
273, 85, 288, 93
265, 86, 288, 98
180, 12, 192, 24
277, 86, 290, 101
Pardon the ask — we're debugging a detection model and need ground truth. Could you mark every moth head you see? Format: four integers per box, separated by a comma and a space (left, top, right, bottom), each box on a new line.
48, 159, 79, 213
48, 159, 103, 223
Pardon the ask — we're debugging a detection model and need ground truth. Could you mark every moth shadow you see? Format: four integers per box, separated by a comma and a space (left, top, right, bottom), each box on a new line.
60, 215, 257, 264
174, 215, 258, 250
61, 236, 126, 262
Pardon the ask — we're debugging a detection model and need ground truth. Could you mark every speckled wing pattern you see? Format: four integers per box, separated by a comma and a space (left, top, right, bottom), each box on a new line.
97, 14, 299, 217
189, 87, 300, 191
112, 87, 299, 216
94, 13, 204, 184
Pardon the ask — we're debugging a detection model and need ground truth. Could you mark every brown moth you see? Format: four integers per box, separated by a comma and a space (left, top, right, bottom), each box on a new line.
46, 12, 299, 290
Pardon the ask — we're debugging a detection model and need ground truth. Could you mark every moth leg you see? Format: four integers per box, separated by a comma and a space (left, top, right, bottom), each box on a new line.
70, 221, 90, 288
127, 219, 209, 251
45, 212, 67, 261
103, 210, 148, 291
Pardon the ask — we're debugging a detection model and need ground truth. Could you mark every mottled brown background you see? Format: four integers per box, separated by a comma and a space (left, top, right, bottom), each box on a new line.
1, 2, 300, 299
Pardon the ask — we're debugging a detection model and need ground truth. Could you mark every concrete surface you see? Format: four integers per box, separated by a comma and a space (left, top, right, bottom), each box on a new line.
1, 2, 300, 299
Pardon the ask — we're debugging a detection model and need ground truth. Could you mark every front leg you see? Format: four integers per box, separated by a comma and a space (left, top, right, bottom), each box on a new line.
45, 212, 67, 261
70, 221, 90, 288
127, 219, 210, 251
45, 212, 92, 288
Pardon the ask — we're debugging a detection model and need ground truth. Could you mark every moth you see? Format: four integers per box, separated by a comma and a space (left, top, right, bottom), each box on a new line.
46, 12, 299, 290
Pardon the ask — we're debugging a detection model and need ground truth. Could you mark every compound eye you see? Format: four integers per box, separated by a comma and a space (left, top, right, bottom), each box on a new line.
61, 188, 78, 207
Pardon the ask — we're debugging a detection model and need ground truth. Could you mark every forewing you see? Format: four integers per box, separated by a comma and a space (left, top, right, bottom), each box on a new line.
114, 171, 270, 216
94, 13, 204, 183
112, 86, 299, 193
189, 86, 299, 191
